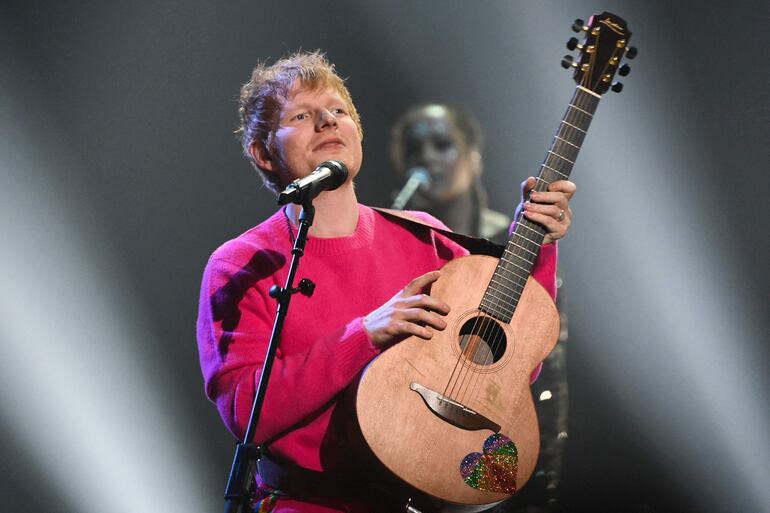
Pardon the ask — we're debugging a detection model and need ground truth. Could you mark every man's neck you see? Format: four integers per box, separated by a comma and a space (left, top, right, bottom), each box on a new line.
285, 182, 359, 238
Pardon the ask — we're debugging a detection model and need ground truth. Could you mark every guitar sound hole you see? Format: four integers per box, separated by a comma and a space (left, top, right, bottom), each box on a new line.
458, 316, 507, 365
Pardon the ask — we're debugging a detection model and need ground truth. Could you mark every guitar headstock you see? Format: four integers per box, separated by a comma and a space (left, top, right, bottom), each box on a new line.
562, 11, 636, 95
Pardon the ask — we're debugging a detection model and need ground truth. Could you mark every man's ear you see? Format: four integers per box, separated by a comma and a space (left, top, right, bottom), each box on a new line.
250, 141, 276, 172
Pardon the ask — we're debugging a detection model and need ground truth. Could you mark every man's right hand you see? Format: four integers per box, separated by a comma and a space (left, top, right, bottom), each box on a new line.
363, 271, 450, 350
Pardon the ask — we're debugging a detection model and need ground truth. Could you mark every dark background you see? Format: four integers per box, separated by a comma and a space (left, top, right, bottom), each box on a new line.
1, 1, 768, 513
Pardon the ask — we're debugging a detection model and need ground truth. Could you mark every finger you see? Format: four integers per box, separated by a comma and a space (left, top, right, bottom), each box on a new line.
391, 319, 435, 340
523, 208, 569, 240
520, 176, 537, 200
398, 293, 450, 315
528, 190, 567, 207
396, 308, 448, 330
530, 184, 574, 205
402, 270, 441, 296
523, 208, 557, 230
547, 180, 576, 198
525, 201, 567, 220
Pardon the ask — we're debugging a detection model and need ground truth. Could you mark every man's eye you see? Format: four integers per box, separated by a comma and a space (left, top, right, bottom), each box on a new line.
292, 113, 308, 121
332, 107, 347, 115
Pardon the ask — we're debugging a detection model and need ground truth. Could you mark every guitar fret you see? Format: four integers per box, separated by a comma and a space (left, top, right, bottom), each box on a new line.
576, 85, 601, 99
541, 163, 568, 179
564, 108, 592, 128
500, 261, 533, 280
494, 265, 528, 284
560, 120, 586, 133
482, 295, 517, 310
491, 273, 526, 292
501, 251, 535, 268
496, 268, 529, 286
552, 139, 580, 161
482, 296, 517, 311
493, 268, 527, 286
517, 222, 545, 238
509, 241, 538, 257
512, 231, 540, 246
498, 258, 532, 280
479, 304, 513, 323
548, 150, 575, 165
481, 298, 516, 313
545, 152, 572, 171
551, 144, 579, 164
554, 136, 579, 149
486, 281, 520, 300
492, 262, 530, 283
569, 103, 593, 116
557, 129, 586, 148
500, 246, 537, 266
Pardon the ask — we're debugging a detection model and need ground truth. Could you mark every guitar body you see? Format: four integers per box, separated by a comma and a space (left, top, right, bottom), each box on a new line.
356, 255, 560, 507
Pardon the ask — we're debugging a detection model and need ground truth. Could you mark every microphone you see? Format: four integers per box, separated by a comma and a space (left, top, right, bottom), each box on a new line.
278, 160, 349, 205
390, 167, 430, 210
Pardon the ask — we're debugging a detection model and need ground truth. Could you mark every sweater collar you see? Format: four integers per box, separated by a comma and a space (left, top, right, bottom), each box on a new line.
277, 204, 375, 256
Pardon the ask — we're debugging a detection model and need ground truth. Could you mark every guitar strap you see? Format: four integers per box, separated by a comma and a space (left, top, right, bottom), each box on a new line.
371, 207, 505, 258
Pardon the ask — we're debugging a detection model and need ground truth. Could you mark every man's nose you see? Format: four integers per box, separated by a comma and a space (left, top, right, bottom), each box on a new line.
317, 109, 338, 129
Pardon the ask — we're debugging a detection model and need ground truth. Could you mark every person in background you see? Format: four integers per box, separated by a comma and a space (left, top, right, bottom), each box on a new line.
389, 103, 510, 241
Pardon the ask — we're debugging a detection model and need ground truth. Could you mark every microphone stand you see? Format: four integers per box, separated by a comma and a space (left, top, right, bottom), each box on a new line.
223, 199, 317, 513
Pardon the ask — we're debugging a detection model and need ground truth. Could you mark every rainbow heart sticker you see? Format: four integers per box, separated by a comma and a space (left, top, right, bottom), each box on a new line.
459, 433, 518, 494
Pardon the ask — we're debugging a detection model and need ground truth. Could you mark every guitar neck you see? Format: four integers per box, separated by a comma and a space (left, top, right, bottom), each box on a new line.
480, 86, 601, 322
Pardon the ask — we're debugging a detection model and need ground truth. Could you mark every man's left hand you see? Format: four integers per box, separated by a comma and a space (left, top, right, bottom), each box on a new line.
517, 177, 576, 245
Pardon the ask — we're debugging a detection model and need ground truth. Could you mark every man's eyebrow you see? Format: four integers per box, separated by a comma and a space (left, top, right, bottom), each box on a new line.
283, 102, 311, 112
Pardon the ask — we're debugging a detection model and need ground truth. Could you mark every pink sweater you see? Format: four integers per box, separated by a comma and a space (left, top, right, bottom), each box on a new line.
197, 204, 557, 512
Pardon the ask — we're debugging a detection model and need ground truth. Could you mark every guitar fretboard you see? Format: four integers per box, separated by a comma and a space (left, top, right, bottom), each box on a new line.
480, 87, 600, 322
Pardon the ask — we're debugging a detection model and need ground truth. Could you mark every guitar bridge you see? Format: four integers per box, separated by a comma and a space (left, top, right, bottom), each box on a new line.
410, 382, 501, 432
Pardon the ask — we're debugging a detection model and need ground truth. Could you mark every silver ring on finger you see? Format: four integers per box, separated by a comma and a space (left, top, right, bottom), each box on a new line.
557, 209, 565, 222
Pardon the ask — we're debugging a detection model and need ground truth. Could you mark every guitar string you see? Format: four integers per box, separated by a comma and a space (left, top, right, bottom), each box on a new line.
461, 89, 575, 406
462, 87, 594, 409
444, 202, 535, 402
441, 254, 492, 399
447, 94, 564, 404
454, 23, 623, 412
446, 41, 593, 405
460, 191, 542, 404
463, 212, 540, 406
443, 304, 488, 401
462, 179, 548, 407
456, 162, 553, 406
442, 238, 508, 400
470, 87, 590, 404
455, 306, 499, 404
452, 112, 566, 403
444, 59, 603, 406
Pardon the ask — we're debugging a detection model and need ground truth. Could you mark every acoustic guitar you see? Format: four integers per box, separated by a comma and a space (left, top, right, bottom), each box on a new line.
356, 11, 635, 511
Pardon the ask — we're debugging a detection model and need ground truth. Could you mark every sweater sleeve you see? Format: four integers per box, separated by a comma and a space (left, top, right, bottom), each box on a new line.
196, 254, 380, 444
531, 241, 558, 299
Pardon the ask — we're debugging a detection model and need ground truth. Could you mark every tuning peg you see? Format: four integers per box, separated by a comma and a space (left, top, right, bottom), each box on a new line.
561, 55, 576, 69
618, 64, 630, 76
611, 81, 624, 93
571, 18, 586, 33
566, 37, 580, 51
625, 46, 638, 59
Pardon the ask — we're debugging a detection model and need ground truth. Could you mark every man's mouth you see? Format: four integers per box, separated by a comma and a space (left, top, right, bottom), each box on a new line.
315, 138, 345, 150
